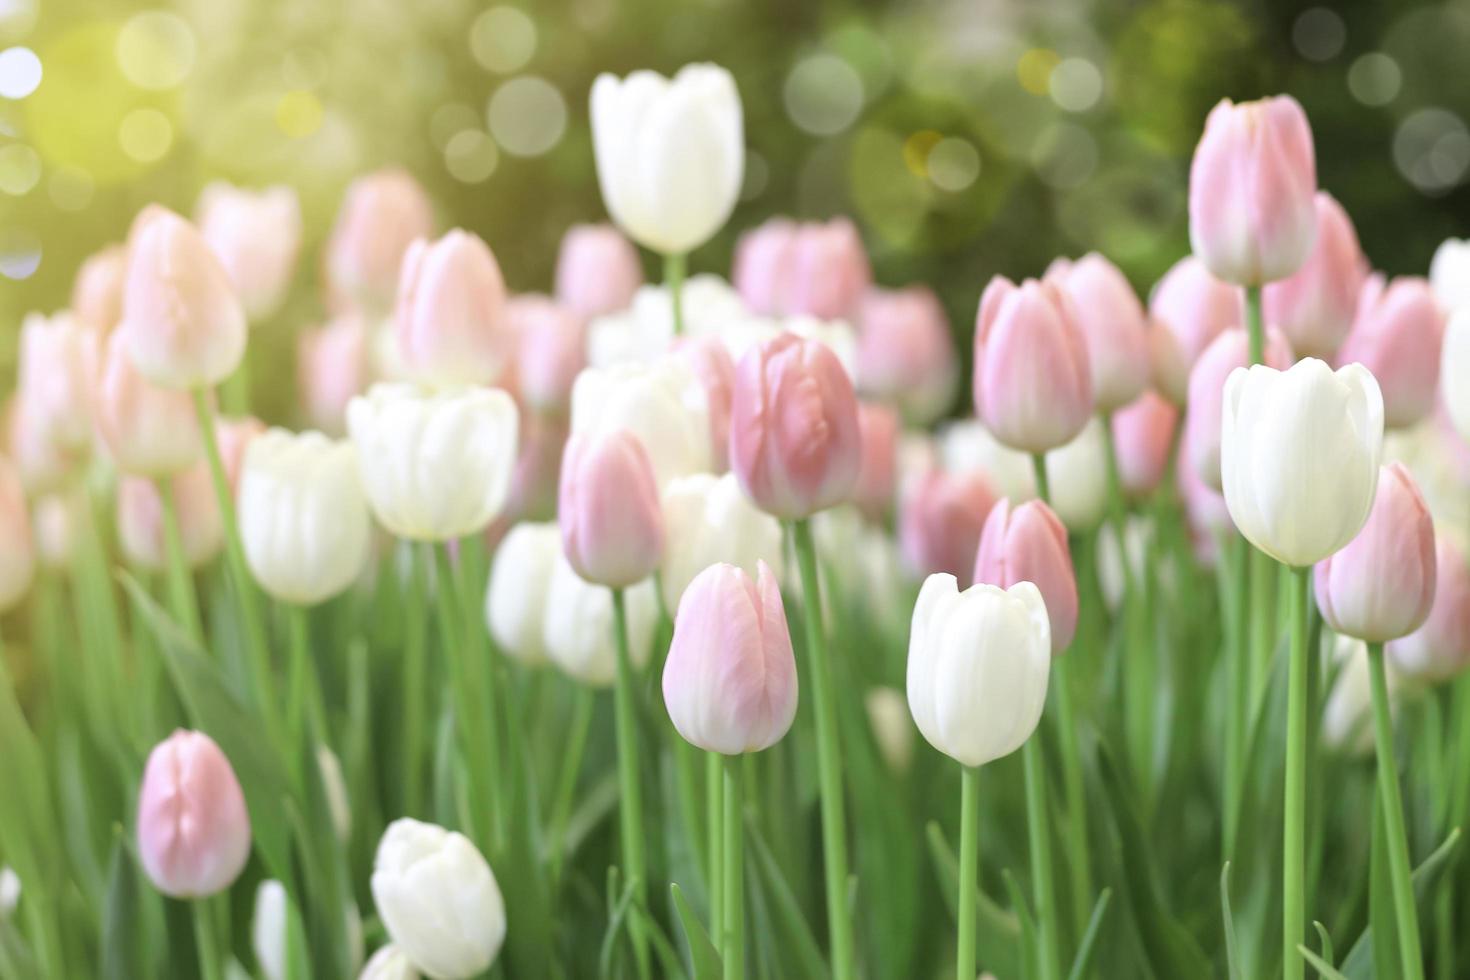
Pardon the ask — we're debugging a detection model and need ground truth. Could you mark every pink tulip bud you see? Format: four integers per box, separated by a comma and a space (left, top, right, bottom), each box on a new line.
16, 311, 99, 456
1188, 95, 1318, 285
1314, 463, 1436, 643
672, 335, 735, 472
973, 498, 1078, 653
852, 402, 899, 522
196, 182, 302, 320
1148, 256, 1244, 404
120, 211, 248, 390
1261, 192, 1367, 360
899, 468, 998, 588
730, 333, 861, 519
662, 561, 798, 754
136, 730, 251, 899
1388, 538, 1470, 683
786, 218, 870, 320
126, 203, 175, 256
1110, 390, 1179, 498
1046, 253, 1151, 413
1185, 326, 1294, 491
558, 431, 665, 587
117, 464, 225, 571
7, 397, 83, 496
95, 328, 203, 477
1336, 274, 1445, 429
855, 286, 958, 425
72, 245, 127, 332
972, 276, 1094, 452
214, 416, 267, 495
733, 219, 796, 315
298, 314, 370, 437
511, 295, 586, 416
0, 457, 35, 612
395, 230, 512, 387
327, 169, 434, 314
555, 223, 643, 319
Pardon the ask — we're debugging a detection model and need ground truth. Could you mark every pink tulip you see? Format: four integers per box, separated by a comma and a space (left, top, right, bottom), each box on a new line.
71, 245, 127, 332
1111, 390, 1179, 498
1315, 463, 1436, 643
117, 464, 225, 571
1388, 538, 1470, 683
136, 730, 251, 899
854, 286, 958, 425
1046, 253, 1151, 412
787, 218, 870, 320
94, 328, 203, 477
297, 314, 370, 437
0, 457, 35, 612
505, 414, 568, 523
672, 335, 735, 472
1148, 256, 1244, 404
663, 561, 798, 754
972, 276, 1093, 452
899, 468, 998, 588
558, 431, 665, 587
733, 219, 796, 315
120, 211, 248, 390
973, 498, 1078, 653
326, 169, 434, 313
16, 311, 99, 455
512, 295, 586, 416
1185, 325, 1294, 491
1262, 192, 1367, 360
7, 396, 84, 495
1336, 274, 1445, 429
214, 416, 266, 495
126, 203, 175, 256
1188, 95, 1318, 285
395, 230, 512, 386
555, 223, 643, 319
730, 333, 861, 519
852, 402, 899, 522
196, 182, 302, 320
1176, 427, 1233, 565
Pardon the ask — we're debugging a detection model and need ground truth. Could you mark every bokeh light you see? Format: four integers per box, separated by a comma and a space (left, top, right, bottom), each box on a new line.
0, 225, 40, 279
486, 76, 565, 157
116, 11, 196, 91
444, 128, 498, 183
1292, 7, 1346, 62
1393, 108, 1470, 195
784, 53, 864, 136
1348, 52, 1401, 107
0, 140, 39, 194
0, 46, 41, 98
470, 7, 536, 74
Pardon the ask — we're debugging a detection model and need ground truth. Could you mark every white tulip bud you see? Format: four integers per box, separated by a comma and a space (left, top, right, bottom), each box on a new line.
542, 553, 658, 687
317, 745, 351, 842
865, 687, 914, 773
1042, 417, 1108, 532
570, 359, 712, 489
252, 880, 287, 980
359, 945, 420, 980
659, 472, 783, 611
1443, 310, 1470, 444
485, 521, 561, 666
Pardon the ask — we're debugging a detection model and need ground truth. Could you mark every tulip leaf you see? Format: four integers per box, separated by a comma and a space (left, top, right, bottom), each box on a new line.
1001, 868, 1040, 980
1312, 921, 1334, 969
1220, 863, 1242, 980
924, 821, 1020, 979
1299, 944, 1351, 980
670, 882, 723, 980
747, 818, 830, 979
1065, 887, 1111, 980
1339, 826, 1460, 979
100, 827, 150, 980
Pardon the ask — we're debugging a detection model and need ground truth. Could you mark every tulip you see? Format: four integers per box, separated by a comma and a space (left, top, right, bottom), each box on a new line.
1430, 238, 1470, 312
1389, 538, 1470, 683
972, 276, 1093, 452
854, 285, 958, 425
1046, 254, 1152, 412
196, 182, 302, 320
1185, 326, 1294, 491
730, 333, 861, 519
238, 429, 371, 605
732, 219, 795, 314
1188, 95, 1318, 285
7, 397, 83, 496
1314, 463, 1436, 643
852, 402, 899, 522
370, 818, 505, 980
503, 414, 567, 523
360, 946, 420, 980
71, 244, 127, 332
1148, 256, 1244, 403
0, 867, 17, 918
0, 459, 35, 612
214, 416, 267, 495
1221, 357, 1384, 567
672, 335, 736, 471
659, 471, 784, 611
1110, 390, 1179, 498
1041, 417, 1109, 532
542, 553, 658, 685
347, 383, 519, 541
94, 328, 203, 477
117, 464, 224, 572
1337, 274, 1445, 429
784, 315, 859, 381
1444, 310, 1470, 444
33, 491, 80, 571
485, 521, 561, 666
1176, 427, 1234, 565
327, 169, 435, 314
663, 561, 798, 753
120, 211, 248, 390
1262, 192, 1367, 360
906, 574, 1050, 767
787, 219, 870, 319
136, 730, 251, 898
253, 880, 287, 980
974, 498, 1078, 653
938, 418, 1036, 502
865, 687, 915, 773
298, 314, 371, 437
554, 223, 643, 319
511, 295, 585, 415
899, 468, 997, 588
570, 358, 713, 488
590, 64, 743, 256
125, 203, 174, 255
17, 311, 99, 455
558, 431, 665, 588
586, 274, 750, 368
317, 745, 352, 842
395, 231, 512, 387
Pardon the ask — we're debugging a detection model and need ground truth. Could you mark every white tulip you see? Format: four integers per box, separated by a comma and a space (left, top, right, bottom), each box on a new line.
370, 819, 505, 980
784, 315, 859, 380
360, 945, 420, 980
1323, 636, 1401, 756
252, 880, 287, 980
570, 359, 712, 488
587, 275, 749, 368
1430, 238, 1470, 313
865, 686, 915, 773
16, 310, 98, 455
1042, 417, 1108, 532
0, 866, 19, 917
485, 521, 561, 666
1221, 358, 1384, 567
317, 745, 352, 841
590, 64, 743, 256
938, 418, 1037, 503
659, 472, 784, 610
1444, 310, 1470, 444
543, 553, 658, 687
907, 574, 1051, 767
239, 429, 371, 605
347, 384, 519, 541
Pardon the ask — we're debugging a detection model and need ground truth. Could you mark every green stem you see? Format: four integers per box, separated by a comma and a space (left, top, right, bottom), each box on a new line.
1245, 285, 1264, 366
402, 548, 428, 816
1283, 566, 1310, 980
707, 750, 725, 943
957, 765, 979, 980
1053, 661, 1093, 939
1023, 736, 1063, 980
611, 588, 651, 980
1248, 545, 1276, 709
665, 252, 688, 336
286, 604, 326, 743
192, 899, 223, 980
549, 685, 595, 884
156, 477, 203, 644
1223, 533, 1249, 859
1031, 453, 1051, 503
723, 755, 745, 980
452, 535, 506, 850
790, 518, 855, 980
1367, 641, 1424, 980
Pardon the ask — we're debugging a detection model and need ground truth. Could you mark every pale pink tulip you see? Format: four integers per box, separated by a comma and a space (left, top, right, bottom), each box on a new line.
558, 431, 665, 588
1176, 427, 1234, 565
0, 457, 35, 612
733, 219, 796, 315
1046, 253, 1151, 412
16, 311, 99, 455
854, 286, 958, 425
512, 295, 586, 415
672, 335, 735, 472
1148, 256, 1244, 403
1388, 539, 1470, 683
395, 230, 512, 386
1336, 274, 1445, 429
214, 417, 266, 495
117, 464, 225, 571
136, 730, 251, 899
196, 182, 302, 320
555, 223, 643, 319
787, 218, 870, 320
326, 169, 434, 313
71, 245, 127, 333
1185, 326, 1294, 491
504, 414, 568, 523
1262, 192, 1366, 360
94, 328, 203, 477
899, 468, 997, 588
1111, 391, 1180, 498
973, 498, 1078, 653
297, 314, 370, 437
852, 402, 899, 523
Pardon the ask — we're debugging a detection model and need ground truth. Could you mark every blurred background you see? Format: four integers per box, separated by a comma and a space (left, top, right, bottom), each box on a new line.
2, 0, 1468, 391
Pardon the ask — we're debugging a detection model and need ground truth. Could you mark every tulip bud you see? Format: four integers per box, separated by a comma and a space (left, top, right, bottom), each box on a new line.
1431, 238, 1470, 313
136, 729, 251, 898
1041, 417, 1109, 532
0, 867, 18, 918
733, 219, 795, 314
663, 561, 798, 753
1323, 636, 1398, 756
1184, 326, 1294, 491
1176, 427, 1234, 565
0, 459, 35, 612
298, 314, 371, 437
327, 169, 435, 314
395, 231, 512, 387
939, 419, 1037, 503
94, 328, 203, 477
317, 745, 352, 842
974, 498, 1078, 653
1337, 274, 1445, 429
571, 358, 714, 488
1314, 463, 1436, 643
906, 574, 1051, 767
591, 64, 743, 255
214, 416, 267, 495
659, 472, 784, 611
72, 245, 127, 332
17, 311, 99, 456
855, 285, 958, 425
486, 521, 561, 666
348, 384, 519, 541
196, 182, 303, 320
33, 491, 81, 571
730, 333, 861, 519
852, 402, 899, 522
253, 879, 287, 980
972, 276, 1093, 452
1148, 256, 1244, 403
1188, 95, 1318, 285
1046, 253, 1151, 412
554, 223, 643, 319
510, 295, 585, 415
7, 397, 83, 496
1388, 538, 1470, 683
671, 335, 736, 472
543, 552, 658, 684
120, 211, 248, 390
787, 218, 871, 320
117, 464, 224, 571
370, 818, 505, 980
1261, 192, 1366, 360
865, 687, 915, 773
1445, 310, 1470, 444
899, 468, 997, 588
360, 946, 420, 980
558, 431, 665, 588
1110, 390, 1179, 498
1221, 358, 1384, 567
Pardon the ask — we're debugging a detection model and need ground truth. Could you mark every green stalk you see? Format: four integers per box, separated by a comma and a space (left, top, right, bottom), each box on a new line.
1247, 546, 1276, 708
665, 252, 688, 336
1366, 641, 1424, 980
1222, 533, 1249, 859
192, 899, 223, 980
707, 750, 725, 942
956, 765, 979, 980
790, 518, 855, 980
611, 588, 651, 980
401, 547, 428, 816
549, 685, 595, 884
1023, 737, 1063, 980
156, 477, 203, 644
1031, 452, 1051, 503
1245, 284, 1264, 366
286, 604, 326, 742
1282, 566, 1310, 980
723, 755, 745, 980
1101, 414, 1151, 803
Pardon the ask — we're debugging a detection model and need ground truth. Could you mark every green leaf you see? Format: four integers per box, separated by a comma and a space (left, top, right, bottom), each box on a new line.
1340, 827, 1460, 979
1367, 797, 1398, 980
1065, 888, 1111, 980
924, 821, 1020, 979
670, 882, 723, 980
1221, 863, 1242, 980
1312, 922, 1334, 968
747, 819, 830, 979
100, 829, 149, 980
1299, 944, 1350, 980
1001, 868, 1039, 980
